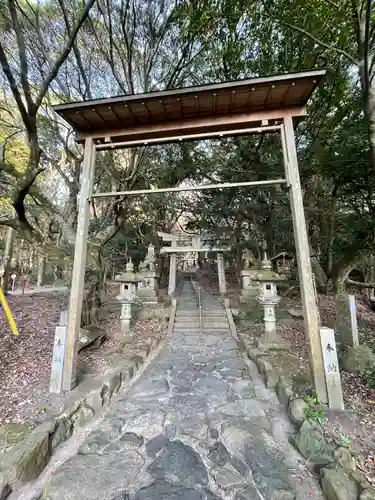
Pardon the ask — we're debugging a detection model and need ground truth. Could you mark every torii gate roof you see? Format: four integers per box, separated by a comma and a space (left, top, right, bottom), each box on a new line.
53, 70, 325, 149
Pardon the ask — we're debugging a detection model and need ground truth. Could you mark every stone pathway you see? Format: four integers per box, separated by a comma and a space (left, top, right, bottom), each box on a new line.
42, 281, 323, 500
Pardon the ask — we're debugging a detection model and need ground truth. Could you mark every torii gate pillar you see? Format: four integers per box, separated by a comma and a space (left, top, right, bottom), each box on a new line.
168, 253, 177, 296
282, 116, 328, 404
62, 137, 96, 391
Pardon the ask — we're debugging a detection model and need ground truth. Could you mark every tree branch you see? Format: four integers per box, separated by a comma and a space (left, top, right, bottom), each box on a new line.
347, 278, 375, 288
0, 43, 32, 131
35, 0, 97, 108
324, 0, 339, 7
12, 167, 45, 226
364, 0, 373, 82
57, 0, 92, 100
7, 0, 34, 111
282, 20, 358, 66
119, 0, 136, 92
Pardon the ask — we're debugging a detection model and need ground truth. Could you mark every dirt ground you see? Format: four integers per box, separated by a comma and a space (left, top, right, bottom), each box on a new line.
281, 294, 375, 487
0, 283, 168, 429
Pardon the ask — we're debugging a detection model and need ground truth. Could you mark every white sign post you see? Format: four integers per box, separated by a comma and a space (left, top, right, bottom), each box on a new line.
320, 327, 344, 410
348, 295, 359, 347
50, 311, 68, 393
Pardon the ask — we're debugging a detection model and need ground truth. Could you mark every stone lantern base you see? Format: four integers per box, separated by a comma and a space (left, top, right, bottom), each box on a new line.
137, 271, 159, 304
116, 296, 134, 336
256, 295, 286, 348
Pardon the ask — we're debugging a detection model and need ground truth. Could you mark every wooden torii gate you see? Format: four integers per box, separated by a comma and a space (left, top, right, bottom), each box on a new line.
157, 230, 231, 295
53, 69, 328, 403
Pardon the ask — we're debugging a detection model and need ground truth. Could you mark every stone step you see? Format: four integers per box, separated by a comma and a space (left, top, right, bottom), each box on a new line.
175, 319, 201, 323
174, 317, 228, 328
175, 319, 228, 325
174, 323, 228, 329
172, 330, 202, 334
176, 312, 225, 318
175, 313, 199, 317
201, 313, 226, 316
176, 307, 199, 311
175, 311, 225, 317
173, 328, 230, 334
202, 328, 230, 333
174, 325, 229, 332
174, 318, 200, 322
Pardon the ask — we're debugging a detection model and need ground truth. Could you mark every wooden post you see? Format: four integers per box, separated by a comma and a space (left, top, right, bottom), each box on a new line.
62, 138, 96, 391
217, 252, 227, 294
168, 253, 177, 295
282, 117, 328, 404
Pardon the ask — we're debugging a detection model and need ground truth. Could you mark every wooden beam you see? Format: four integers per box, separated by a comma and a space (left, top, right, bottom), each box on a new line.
91, 178, 287, 199
95, 125, 281, 150
161, 247, 231, 253
79, 107, 307, 142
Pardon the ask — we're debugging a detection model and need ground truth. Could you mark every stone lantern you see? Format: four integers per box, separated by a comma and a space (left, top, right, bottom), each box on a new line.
256, 249, 286, 344
115, 258, 142, 336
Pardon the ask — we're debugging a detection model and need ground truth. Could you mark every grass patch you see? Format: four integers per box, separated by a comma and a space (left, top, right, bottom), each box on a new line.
244, 308, 263, 324
264, 349, 311, 395
292, 371, 310, 388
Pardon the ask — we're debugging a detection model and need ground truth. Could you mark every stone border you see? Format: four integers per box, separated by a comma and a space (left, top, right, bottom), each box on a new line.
225, 307, 375, 500
0, 300, 177, 499
224, 299, 243, 343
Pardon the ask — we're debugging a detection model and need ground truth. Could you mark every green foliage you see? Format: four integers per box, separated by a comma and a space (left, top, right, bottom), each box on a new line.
341, 437, 352, 448
244, 308, 263, 324
0, 0, 374, 305
0, 134, 29, 172
305, 407, 325, 425
303, 393, 325, 425
363, 367, 375, 389
303, 393, 319, 406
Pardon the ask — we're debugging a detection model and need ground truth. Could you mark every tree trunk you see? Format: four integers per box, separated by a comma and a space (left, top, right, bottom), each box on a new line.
14, 238, 20, 272
2, 226, 14, 292
82, 252, 108, 326
309, 244, 328, 291
333, 262, 356, 294
36, 255, 45, 287
354, 3, 375, 173
365, 83, 375, 172
36, 219, 50, 287
331, 248, 364, 293
82, 269, 104, 326
326, 233, 334, 277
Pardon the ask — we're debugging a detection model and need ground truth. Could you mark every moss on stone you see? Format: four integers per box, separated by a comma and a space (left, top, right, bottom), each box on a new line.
0, 423, 35, 451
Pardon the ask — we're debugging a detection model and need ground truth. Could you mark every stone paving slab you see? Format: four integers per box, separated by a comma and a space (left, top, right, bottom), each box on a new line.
42, 282, 324, 500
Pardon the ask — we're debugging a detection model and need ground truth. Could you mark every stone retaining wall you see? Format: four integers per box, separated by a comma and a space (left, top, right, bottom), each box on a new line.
225, 306, 375, 500
0, 320, 172, 500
